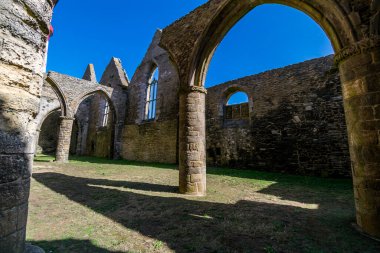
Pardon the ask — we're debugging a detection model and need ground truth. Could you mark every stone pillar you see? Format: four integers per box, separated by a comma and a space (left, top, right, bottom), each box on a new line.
34, 129, 41, 156
336, 40, 380, 239
178, 86, 207, 196
55, 117, 75, 163
0, 1, 55, 252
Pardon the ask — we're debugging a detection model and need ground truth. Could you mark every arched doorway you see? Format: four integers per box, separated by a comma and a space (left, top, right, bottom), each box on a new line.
37, 110, 61, 156
204, 4, 351, 176
72, 91, 117, 160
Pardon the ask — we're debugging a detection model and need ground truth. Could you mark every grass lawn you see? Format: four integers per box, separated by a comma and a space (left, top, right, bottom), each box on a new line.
27, 155, 380, 253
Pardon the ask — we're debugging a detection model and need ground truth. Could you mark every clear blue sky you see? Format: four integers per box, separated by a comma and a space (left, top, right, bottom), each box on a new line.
47, 1, 333, 96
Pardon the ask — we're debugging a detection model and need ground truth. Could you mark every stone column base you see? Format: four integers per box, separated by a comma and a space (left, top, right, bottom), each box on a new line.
352, 223, 380, 243
24, 244, 45, 253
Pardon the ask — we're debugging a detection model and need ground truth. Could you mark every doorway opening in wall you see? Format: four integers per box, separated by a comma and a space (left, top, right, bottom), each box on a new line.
74, 93, 116, 159
37, 91, 116, 162
204, 4, 350, 177
37, 110, 61, 156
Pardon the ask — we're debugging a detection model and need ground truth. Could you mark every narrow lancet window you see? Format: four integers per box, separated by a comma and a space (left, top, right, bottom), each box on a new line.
145, 68, 158, 120
101, 101, 110, 127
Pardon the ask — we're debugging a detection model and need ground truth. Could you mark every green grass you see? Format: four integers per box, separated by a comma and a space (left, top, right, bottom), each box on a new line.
36, 154, 352, 190
28, 155, 380, 253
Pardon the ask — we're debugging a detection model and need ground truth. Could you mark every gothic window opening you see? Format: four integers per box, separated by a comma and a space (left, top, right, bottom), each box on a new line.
145, 68, 158, 120
225, 91, 249, 120
101, 100, 110, 127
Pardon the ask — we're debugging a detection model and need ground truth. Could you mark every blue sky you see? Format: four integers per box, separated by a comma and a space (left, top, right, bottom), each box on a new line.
47, 1, 333, 97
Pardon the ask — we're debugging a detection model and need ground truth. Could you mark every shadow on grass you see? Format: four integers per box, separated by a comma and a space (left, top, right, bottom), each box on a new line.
68, 155, 177, 170
32, 172, 380, 253
62, 155, 353, 192
28, 239, 124, 253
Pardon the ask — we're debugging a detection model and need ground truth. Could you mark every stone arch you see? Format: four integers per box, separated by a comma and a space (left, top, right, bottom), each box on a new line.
45, 75, 70, 117
223, 86, 252, 106
72, 89, 118, 123
189, 1, 357, 87
159, 0, 380, 239
36, 107, 61, 131
34, 108, 61, 155
72, 89, 118, 159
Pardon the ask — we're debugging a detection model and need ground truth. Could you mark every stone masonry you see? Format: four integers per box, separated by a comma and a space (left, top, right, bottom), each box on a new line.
159, 0, 380, 238
0, 0, 379, 251
99, 58, 129, 159
55, 117, 74, 162
35, 65, 128, 161
0, 0, 56, 252
206, 56, 351, 177
122, 30, 180, 164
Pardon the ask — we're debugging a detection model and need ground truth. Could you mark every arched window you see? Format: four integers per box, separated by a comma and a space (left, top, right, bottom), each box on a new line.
145, 67, 158, 120
101, 101, 110, 127
225, 91, 250, 120
227, 92, 249, 105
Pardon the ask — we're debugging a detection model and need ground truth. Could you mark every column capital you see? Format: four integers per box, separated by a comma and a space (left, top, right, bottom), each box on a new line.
334, 36, 380, 65
180, 85, 207, 95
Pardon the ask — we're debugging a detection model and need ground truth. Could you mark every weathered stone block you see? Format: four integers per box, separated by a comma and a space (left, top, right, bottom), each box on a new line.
0, 155, 31, 184
0, 179, 30, 211
0, 206, 18, 237
0, 229, 25, 253
374, 105, 380, 119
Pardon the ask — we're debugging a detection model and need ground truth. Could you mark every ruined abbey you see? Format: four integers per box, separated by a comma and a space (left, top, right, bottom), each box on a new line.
1, 0, 380, 252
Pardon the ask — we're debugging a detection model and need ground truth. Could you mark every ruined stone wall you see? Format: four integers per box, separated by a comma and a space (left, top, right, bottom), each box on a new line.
99, 58, 129, 159
93, 126, 114, 158
35, 62, 128, 160
74, 97, 92, 155
206, 56, 351, 177
122, 31, 180, 163
84, 94, 114, 158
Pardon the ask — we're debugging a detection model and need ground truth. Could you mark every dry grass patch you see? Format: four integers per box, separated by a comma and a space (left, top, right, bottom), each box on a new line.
27, 155, 380, 253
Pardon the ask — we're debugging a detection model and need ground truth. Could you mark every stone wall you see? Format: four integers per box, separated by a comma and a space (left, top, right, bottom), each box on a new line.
206, 56, 351, 177
84, 94, 115, 158
99, 58, 129, 159
0, 0, 56, 251
74, 97, 92, 155
122, 30, 180, 164
35, 61, 128, 160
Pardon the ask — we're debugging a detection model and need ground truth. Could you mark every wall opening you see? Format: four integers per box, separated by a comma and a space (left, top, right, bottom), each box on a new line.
37, 110, 61, 155
145, 67, 159, 121
76, 93, 116, 159
225, 91, 250, 120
